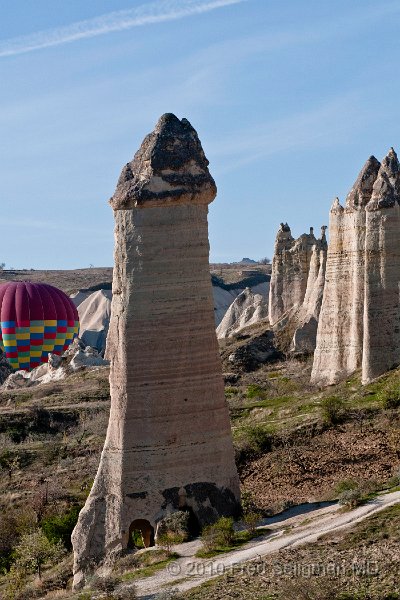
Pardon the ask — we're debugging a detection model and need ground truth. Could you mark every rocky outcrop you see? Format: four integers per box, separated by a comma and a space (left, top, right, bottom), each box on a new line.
216, 287, 268, 339
268, 223, 327, 355
269, 224, 318, 326
311, 150, 400, 385
291, 227, 327, 355
223, 330, 282, 372
77, 290, 112, 353
213, 281, 269, 326
1, 341, 109, 390
72, 114, 240, 587
363, 149, 400, 382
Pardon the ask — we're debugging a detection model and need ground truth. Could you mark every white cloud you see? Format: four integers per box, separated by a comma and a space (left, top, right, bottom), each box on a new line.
0, 0, 248, 58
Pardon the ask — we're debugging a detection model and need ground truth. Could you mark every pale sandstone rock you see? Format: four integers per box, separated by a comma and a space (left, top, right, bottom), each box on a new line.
291, 227, 327, 355
363, 148, 400, 383
268, 223, 327, 355
268, 223, 316, 326
72, 114, 240, 587
216, 287, 268, 339
310, 152, 400, 385
78, 289, 112, 352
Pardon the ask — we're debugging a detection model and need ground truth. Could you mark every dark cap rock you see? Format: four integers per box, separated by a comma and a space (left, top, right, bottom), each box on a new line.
345, 155, 380, 210
367, 147, 400, 211
110, 113, 217, 209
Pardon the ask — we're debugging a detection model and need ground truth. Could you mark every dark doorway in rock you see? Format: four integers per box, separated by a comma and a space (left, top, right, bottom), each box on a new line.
128, 519, 155, 549
182, 506, 201, 537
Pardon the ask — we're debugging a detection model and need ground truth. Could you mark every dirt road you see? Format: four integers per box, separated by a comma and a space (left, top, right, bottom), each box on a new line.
131, 490, 400, 599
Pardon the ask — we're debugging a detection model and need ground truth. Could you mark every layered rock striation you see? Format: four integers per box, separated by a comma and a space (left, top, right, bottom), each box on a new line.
311, 149, 400, 385
291, 227, 327, 354
269, 223, 327, 354
72, 114, 240, 587
269, 223, 315, 326
363, 149, 400, 382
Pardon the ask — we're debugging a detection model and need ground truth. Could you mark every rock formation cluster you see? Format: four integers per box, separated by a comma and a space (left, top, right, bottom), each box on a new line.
216, 287, 269, 339
72, 114, 240, 587
312, 149, 400, 385
268, 223, 327, 354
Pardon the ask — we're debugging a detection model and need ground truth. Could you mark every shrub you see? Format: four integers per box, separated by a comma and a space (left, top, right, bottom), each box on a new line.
334, 479, 358, 495
13, 529, 65, 579
225, 387, 239, 396
242, 425, 273, 454
156, 511, 190, 544
338, 488, 362, 509
0, 511, 19, 572
41, 504, 81, 550
321, 396, 345, 425
157, 531, 175, 556
243, 511, 262, 535
200, 524, 220, 552
201, 517, 235, 551
387, 469, 400, 488
246, 384, 267, 399
379, 382, 400, 409
240, 490, 257, 513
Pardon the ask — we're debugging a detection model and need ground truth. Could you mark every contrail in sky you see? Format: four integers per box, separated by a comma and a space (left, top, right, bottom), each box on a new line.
0, 0, 247, 58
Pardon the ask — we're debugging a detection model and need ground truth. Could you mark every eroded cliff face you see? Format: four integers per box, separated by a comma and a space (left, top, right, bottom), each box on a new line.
268, 223, 327, 354
269, 223, 318, 325
311, 150, 400, 385
291, 228, 327, 355
363, 149, 400, 383
216, 287, 268, 339
72, 114, 240, 587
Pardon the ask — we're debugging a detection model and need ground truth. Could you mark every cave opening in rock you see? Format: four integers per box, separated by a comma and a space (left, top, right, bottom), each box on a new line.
128, 519, 155, 549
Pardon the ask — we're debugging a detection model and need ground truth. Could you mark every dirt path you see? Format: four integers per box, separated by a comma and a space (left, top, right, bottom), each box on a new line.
131, 490, 400, 599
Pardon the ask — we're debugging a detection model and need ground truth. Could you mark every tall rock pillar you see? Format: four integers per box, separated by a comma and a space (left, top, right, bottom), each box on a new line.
268, 223, 316, 325
311, 156, 380, 386
363, 149, 400, 382
72, 114, 240, 587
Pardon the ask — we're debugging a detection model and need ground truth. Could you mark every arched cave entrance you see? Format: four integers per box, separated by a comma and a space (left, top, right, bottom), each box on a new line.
128, 519, 155, 549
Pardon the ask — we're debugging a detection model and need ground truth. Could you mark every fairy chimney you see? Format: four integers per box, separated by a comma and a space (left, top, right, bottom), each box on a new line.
72, 114, 240, 587
268, 223, 317, 325
311, 151, 400, 385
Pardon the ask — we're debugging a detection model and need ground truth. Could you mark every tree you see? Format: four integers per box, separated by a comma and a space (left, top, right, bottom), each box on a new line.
13, 529, 65, 580
259, 257, 271, 265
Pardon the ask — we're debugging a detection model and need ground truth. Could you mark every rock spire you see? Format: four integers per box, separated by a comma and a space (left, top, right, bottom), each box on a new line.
72, 114, 240, 587
312, 149, 400, 385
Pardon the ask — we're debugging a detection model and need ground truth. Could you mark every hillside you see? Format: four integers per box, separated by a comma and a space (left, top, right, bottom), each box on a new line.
0, 326, 399, 597
0, 264, 271, 296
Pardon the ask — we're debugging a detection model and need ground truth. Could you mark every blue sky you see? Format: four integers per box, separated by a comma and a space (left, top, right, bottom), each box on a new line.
1, 0, 400, 269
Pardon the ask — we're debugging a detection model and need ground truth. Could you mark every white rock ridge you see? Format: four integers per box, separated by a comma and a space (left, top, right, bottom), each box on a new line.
291, 228, 327, 355
216, 287, 268, 339
71, 113, 240, 587
76, 289, 112, 352
268, 223, 327, 354
311, 149, 400, 385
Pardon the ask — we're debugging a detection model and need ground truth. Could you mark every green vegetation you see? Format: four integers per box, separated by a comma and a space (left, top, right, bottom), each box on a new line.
41, 504, 82, 550
246, 384, 268, 399
197, 516, 269, 558
321, 396, 346, 425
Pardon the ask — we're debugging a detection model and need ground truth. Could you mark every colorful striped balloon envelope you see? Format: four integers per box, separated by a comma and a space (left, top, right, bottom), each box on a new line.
0, 282, 80, 371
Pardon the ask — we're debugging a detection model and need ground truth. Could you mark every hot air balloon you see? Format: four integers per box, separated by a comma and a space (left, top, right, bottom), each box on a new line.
0, 282, 79, 371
